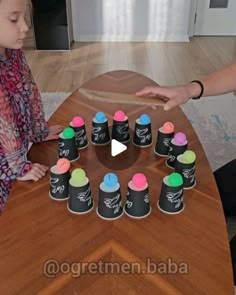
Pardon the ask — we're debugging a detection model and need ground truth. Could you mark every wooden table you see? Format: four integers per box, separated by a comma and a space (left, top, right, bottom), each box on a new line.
0, 71, 234, 294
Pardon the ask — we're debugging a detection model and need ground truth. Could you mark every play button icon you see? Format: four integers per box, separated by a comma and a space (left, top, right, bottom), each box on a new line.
111, 139, 127, 157
94, 126, 141, 170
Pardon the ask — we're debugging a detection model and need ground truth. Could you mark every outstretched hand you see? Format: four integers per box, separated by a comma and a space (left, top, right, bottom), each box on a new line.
44, 125, 64, 141
136, 85, 193, 111
17, 163, 48, 181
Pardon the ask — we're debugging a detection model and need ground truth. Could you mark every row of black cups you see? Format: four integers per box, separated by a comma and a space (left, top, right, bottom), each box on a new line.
49, 170, 151, 219
91, 112, 153, 147
49, 168, 192, 217
154, 125, 197, 190
58, 114, 192, 173
58, 113, 155, 163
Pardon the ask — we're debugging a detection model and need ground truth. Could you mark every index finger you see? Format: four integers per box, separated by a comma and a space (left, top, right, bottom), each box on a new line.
136, 88, 155, 96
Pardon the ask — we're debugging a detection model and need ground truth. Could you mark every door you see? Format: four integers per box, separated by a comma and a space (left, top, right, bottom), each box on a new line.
32, 0, 70, 50
193, 0, 236, 35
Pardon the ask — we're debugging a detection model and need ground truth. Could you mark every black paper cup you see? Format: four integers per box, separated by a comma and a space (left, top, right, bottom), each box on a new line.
154, 128, 174, 156
112, 118, 130, 143
70, 123, 88, 149
58, 136, 80, 162
157, 176, 184, 214
97, 186, 124, 220
125, 185, 151, 218
175, 155, 196, 189
166, 140, 188, 168
133, 122, 152, 147
67, 181, 94, 214
91, 120, 110, 145
49, 166, 70, 201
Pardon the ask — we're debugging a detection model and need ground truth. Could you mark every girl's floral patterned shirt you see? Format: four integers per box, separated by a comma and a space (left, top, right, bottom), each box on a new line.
0, 49, 48, 214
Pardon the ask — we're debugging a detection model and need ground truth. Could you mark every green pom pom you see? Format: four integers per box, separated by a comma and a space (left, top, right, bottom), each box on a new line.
182, 150, 196, 164
168, 173, 183, 187
70, 168, 87, 186
63, 127, 75, 139
72, 168, 86, 181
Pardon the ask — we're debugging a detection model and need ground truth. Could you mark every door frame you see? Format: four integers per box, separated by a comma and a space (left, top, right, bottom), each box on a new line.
188, 0, 198, 37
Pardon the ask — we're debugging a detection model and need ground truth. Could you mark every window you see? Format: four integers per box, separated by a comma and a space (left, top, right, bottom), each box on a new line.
209, 0, 228, 8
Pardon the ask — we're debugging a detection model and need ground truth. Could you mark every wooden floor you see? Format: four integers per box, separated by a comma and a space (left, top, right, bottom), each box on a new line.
24, 37, 236, 93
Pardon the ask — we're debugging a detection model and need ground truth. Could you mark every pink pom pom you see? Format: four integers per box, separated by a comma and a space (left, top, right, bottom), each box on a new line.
72, 116, 84, 127
114, 110, 125, 122
132, 173, 147, 188
56, 158, 70, 173
162, 122, 174, 134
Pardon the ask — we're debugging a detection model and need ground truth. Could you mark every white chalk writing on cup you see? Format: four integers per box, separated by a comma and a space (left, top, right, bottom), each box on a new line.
92, 127, 106, 141
168, 155, 175, 162
59, 142, 65, 148
144, 194, 150, 203
80, 135, 87, 145
104, 194, 121, 214
59, 149, 70, 157
117, 124, 129, 137
136, 128, 151, 143
76, 188, 92, 206
58, 142, 70, 157
75, 130, 87, 145
166, 190, 183, 209
182, 167, 195, 183
115, 201, 122, 214
76, 129, 84, 137
75, 130, 85, 144
163, 138, 171, 147
175, 197, 183, 208
51, 178, 65, 194
126, 200, 133, 209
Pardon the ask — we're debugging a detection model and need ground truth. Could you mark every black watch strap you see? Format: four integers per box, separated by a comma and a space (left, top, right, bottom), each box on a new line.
190, 80, 204, 100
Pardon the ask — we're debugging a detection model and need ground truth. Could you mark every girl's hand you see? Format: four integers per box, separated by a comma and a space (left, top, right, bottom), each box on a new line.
136, 84, 195, 111
17, 163, 48, 181
44, 125, 64, 141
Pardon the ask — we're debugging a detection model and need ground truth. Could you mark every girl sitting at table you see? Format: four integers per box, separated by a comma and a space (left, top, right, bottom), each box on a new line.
0, 0, 63, 214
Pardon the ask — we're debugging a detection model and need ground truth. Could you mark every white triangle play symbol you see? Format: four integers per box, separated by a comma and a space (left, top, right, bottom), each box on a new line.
111, 139, 127, 157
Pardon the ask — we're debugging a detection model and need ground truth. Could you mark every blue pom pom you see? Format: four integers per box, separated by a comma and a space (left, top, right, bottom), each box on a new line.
139, 114, 151, 125
104, 173, 118, 187
95, 112, 106, 123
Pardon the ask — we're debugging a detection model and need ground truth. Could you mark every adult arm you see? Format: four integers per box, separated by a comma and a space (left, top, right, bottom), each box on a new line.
136, 62, 236, 111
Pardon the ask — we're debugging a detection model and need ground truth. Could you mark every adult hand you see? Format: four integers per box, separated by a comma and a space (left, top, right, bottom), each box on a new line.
136, 84, 197, 111
44, 125, 64, 141
17, 163, 48, 181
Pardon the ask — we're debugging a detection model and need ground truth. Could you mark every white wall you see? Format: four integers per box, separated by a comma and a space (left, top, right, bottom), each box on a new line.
71, 0, 191, 42
188, 0, 197, 37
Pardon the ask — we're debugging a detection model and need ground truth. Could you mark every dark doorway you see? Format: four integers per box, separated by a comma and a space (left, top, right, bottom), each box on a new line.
32, 0, 71, 50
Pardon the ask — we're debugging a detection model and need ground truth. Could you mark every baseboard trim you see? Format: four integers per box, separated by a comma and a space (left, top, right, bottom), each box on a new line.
74, 34, 190, 42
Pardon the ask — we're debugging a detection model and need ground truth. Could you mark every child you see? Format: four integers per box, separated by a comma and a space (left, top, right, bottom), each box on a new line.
0, 0, 63, 213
